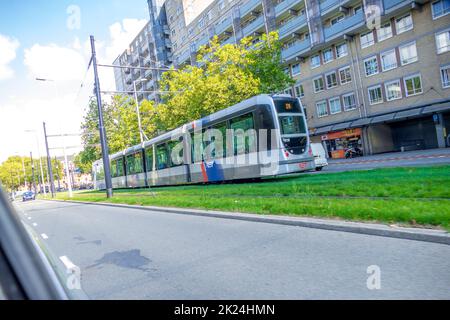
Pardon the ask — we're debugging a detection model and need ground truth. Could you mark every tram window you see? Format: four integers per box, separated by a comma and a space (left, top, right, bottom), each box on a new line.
210, 122, 227, 159
135, 152, 143, 174
168, 139, 184, 167
145, 148, 153, 172
190, 132, 203, 163
96, 164, 105, 180
279, 115, 307, 135
117, 158, 124, 176
156, 144, 169, 170
126, 155, 135, 174
230, 113, 256, 156
110, 161, 117, 178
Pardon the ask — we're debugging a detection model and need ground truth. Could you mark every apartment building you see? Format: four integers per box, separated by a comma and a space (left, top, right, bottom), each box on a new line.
113, 0, 172, 104
113, 0, 450, 157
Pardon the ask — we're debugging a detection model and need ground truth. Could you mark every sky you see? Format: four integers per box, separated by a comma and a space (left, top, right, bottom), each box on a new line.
0, 0, 151, 164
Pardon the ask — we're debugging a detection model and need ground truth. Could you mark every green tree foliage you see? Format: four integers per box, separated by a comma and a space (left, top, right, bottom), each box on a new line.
0, 156, 64, 192
158, 31, 293, 130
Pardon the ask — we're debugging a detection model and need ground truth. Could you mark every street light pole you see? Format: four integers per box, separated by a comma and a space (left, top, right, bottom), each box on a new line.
30, 152, 37, 195
43, 122, 55, 198
26, 130, 47, 197
60, 132, 73, 198
133, 79, 146, 144
90, 35, 113, 198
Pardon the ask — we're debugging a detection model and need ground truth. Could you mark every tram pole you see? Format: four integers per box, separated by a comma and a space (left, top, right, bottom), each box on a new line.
90, 35, 113, 198
43, 122, 55, 198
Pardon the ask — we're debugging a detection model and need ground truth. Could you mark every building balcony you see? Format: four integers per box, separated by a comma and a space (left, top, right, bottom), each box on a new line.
281, 38, 310, 61
278, 14, 306, 39
177, 49, 191, 65
240, 0, 261, 18
242, 15, 265, 37
275, 0, 298, 16
215, 17, 233, 36
324, 11, 364, 42
196, 35, 210, 51
383, 0, 411, 12
222, 36, 236, 45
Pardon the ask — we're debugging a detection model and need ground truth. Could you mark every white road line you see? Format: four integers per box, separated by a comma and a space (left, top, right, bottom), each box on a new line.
59, 256, 77, 270
32, 223, 38, 227
41, 233, 49, 240
27, 217, 32, 220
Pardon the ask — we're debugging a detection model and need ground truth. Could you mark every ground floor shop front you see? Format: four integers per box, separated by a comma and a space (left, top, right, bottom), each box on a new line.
311, 111, 449, 159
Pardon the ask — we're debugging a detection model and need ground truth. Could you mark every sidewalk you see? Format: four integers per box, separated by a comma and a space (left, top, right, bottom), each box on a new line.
328, 148, 450, 166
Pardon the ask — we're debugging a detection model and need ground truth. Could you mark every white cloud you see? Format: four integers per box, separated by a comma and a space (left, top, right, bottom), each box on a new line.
24, 44, 86, 82
0, 34, 20, 80
0, 18, 149, 163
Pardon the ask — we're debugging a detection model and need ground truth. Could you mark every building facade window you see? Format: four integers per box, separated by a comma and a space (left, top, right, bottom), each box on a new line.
432, 0, 450, 19
364, 56, 379, 76
377, 22, 393, 42
295, 84, 305, 97
396, 13, 413, 34
311, 54, 321, 68
329, 97, 342, 114
313, 76, 324, 92
368, 85, 383, 105
326, 72, 338, 88
380, 49, 398, 71
291, 63, 301, 76
343, 93, 357, 111
335, 42, 348, 58
436, 30, 450, 54
330, 15, 345, 25
339, 66, 352, 84
316, 101, 328, 117
399, 42, 418, 65
385, 80, 402, 101
404, 74, 423, 96
360, 31, 374, 48
441, 65, 450, 88
323, 48, 334, 63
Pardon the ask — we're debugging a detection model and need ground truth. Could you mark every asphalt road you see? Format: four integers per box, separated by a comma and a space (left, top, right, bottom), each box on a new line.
14, 200, 450, 300
321, 148, 450, 172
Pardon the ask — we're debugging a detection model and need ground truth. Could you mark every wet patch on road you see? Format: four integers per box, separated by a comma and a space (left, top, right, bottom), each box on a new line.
87, 249, 152, 272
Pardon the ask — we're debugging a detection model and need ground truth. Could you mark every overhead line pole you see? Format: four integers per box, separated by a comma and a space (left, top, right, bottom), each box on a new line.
90, 35, 113, 199
43, 122, 55, 198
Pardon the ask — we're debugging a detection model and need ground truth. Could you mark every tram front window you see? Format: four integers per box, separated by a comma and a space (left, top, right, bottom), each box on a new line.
279, 115, 307, 135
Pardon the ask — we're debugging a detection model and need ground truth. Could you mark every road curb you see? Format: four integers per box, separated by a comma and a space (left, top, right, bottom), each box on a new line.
47, 199, 450, 245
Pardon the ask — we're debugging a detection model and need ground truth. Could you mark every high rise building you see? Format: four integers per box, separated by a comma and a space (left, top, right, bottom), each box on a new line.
113, 0, 450, 157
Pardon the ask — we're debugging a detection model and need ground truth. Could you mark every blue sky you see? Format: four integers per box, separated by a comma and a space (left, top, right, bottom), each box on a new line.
0, 0, 151, 163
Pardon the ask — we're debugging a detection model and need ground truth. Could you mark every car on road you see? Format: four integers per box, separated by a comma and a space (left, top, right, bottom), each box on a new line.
310, 143, 328, 171
22, 191, 36, 202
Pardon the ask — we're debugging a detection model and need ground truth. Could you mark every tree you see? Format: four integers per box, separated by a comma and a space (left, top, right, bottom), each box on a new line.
158, 31, 293, 131
0, 156, 64, 192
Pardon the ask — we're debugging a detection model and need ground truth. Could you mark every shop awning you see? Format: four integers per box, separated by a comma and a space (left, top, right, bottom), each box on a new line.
422, 102, 450, 115
371, 113, 395, 124
394, 108, 422, 120
314, 126, 333, 135
349, 118, 371, 127
331, 122, 352, 131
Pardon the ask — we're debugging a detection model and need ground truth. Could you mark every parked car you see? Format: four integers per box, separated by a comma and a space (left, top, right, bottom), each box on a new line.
310, 143, 328, 171
22, 191, 36, 202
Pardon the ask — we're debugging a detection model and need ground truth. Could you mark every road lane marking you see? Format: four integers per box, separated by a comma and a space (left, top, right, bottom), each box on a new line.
59, 256, 77, 270
41, 233, 49, 240
33, 223, 38, 227
27, 217, 32, 220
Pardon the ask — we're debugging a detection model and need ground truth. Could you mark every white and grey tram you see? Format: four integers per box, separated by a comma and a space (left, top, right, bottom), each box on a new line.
92, 94, 315, 190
